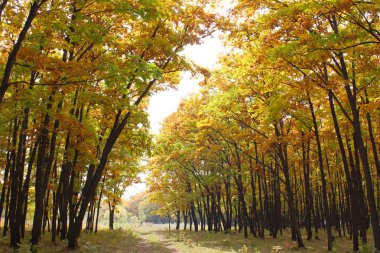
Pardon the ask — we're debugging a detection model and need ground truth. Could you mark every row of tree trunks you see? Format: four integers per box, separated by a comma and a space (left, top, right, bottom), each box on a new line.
171, 103, 379, 253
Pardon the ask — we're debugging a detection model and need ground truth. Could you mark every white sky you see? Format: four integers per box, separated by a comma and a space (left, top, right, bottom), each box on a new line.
148, 36, 224, 134
123, 35, 225, 199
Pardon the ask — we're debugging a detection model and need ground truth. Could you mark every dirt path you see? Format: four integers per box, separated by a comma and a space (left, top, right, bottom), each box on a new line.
138, 231, 180, 253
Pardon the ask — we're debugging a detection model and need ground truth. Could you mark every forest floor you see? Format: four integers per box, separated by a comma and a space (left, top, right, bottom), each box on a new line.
0, 224, 374, 252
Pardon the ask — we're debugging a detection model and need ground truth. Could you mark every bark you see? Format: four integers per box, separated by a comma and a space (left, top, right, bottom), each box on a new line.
108, 203, 114, 230
308, 96, 333, 250
95, 175, 105, 233
0, 0, 46, 103
20, 138, 39, 238
364, 89, 380, 177
0, 151, 11, 226
0, 0, 9, 20
9, 117, 20, 248
274, 123, 305, 248
176, 210, 180, 230
31, 92, 63, 246
302, 134, 312, 240
329, 16, 380, 249
2, 174, 11, 237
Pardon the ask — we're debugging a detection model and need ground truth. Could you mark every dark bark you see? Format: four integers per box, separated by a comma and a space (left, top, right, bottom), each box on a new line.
20, 138, 39, 238
274, 123, 305, 248
9, 117, 20, 248
0, 0, 9, 20
0, 0, 46, 103
95, 175, 105, 233
3, 163, 12, 237
329, 17, 380, 249
308, 96, 333, 250
108, 203, 114, 230
30, 90, 56, 246
302, 134, 312, 240
0, 151, 11, 227
364, 89, 380, 177
176, 210, 181, 230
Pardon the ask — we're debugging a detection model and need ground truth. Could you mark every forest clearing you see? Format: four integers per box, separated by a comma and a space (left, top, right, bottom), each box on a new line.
0, 224, 372, 252
0, 0, 379, 252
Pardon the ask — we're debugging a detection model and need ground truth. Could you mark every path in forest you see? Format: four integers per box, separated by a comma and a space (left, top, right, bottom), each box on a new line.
138, 230, 180, 253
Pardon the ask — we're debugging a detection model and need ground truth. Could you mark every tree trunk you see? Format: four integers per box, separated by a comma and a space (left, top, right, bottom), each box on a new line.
308, 97, 333, 250
0, 0, 45, 103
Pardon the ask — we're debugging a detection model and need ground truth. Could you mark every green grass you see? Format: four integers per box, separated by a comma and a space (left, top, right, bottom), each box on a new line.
0, 225, 374, 252
0, 229, 141, 253
133, 223, 375, 252
148, 226, 374, 253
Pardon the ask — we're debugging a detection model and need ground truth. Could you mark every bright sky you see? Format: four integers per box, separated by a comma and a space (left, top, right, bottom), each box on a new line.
123, 35, 225, 199
148, 36, 224, 134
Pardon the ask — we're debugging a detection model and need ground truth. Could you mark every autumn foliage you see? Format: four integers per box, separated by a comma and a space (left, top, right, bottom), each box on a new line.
148, 1, 380, 252
0, 0, 216, 250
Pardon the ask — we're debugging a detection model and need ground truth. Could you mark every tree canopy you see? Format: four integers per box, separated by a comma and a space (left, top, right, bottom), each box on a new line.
0, 0, 217, 250
147, 0, 380, 252
0, 0, 379, 252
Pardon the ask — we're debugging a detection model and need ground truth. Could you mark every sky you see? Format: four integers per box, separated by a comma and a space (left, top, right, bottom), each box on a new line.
148, 36, 225, 134
122, 35, 225, 199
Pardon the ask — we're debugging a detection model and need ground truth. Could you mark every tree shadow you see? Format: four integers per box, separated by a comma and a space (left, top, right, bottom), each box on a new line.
156, 229, 248, 252
139, 231, 179, 253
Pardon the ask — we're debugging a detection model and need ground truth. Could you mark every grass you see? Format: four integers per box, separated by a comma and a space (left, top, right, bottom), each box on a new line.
158, 231, 342, 253
0, 224, 374, 252
0, 229, 141, 253
147, 225, 374, 253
